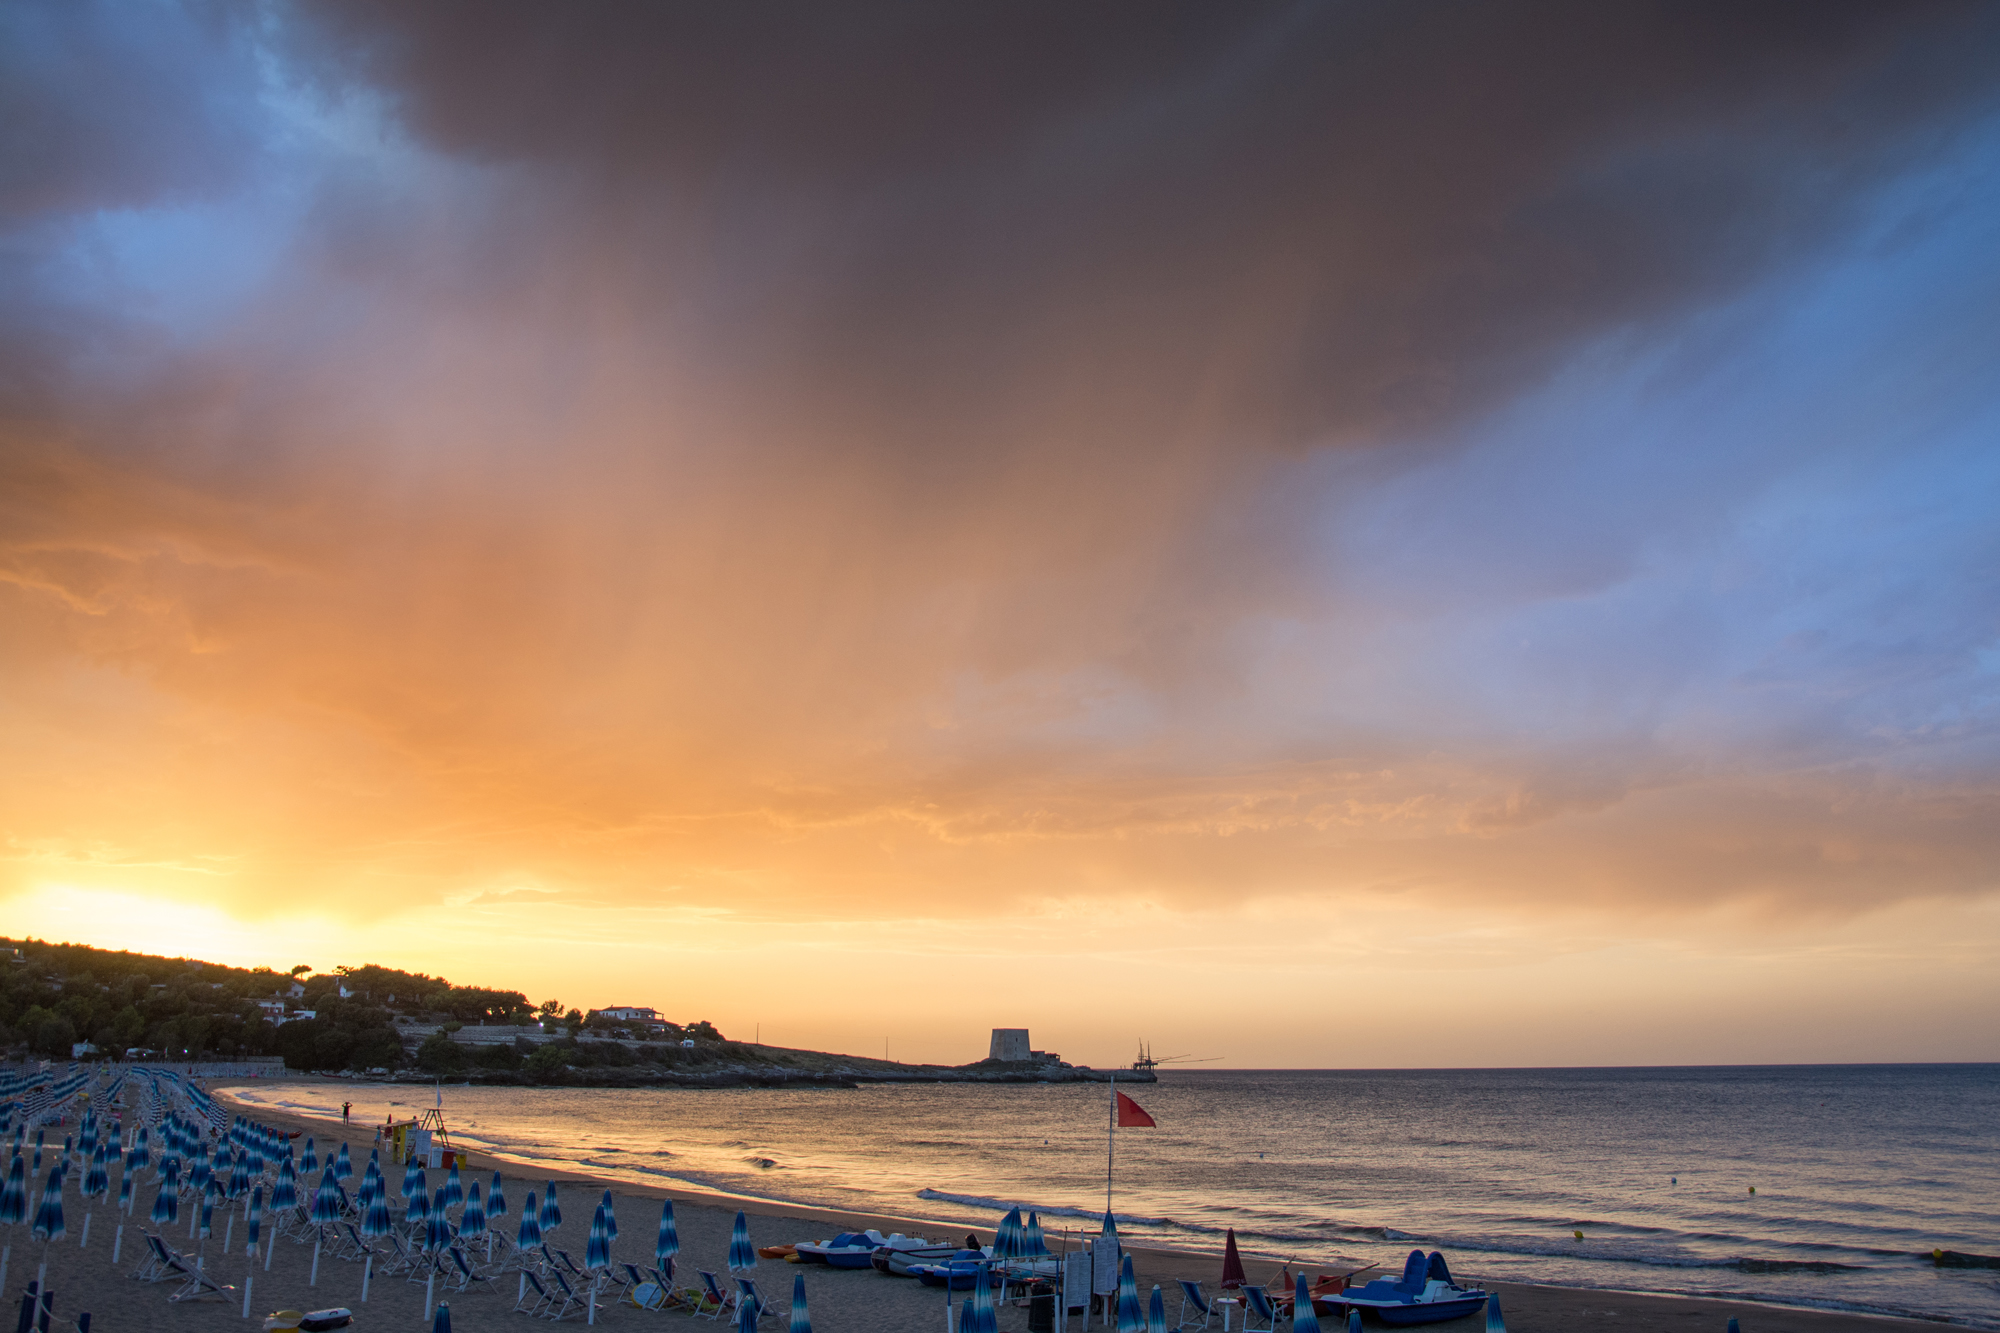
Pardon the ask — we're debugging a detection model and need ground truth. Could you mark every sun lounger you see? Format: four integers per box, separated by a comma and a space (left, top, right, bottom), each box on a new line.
131, 1232, 179, 1283
444, 1245, 491, 1292
169, 1255, 238, 1303
545, 1267, 595, 1321
1241, 1285, 1280, 1333
694, 1270, 730, 1321
1175, 1279, 1215, 1330
517, 1270, 556, 1316
734, 1276, 777, 1323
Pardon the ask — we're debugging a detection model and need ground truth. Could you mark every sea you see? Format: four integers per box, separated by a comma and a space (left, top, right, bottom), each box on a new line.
226, 1065, 2000, 1327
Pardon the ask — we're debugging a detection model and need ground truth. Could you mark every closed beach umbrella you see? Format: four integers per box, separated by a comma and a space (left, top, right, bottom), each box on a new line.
1486, 1293, 1505, 1333
599, 1187, 617, 1244
586, 1202, 611, 1272
441, 1160, 462, 1212
516, 1190, 542, 1251
127, 1126, 150, 1175
311, 1166, 342, 1228
406, 1177, 431, 1231
486, 1173, 507, 1227
153, 1161, 181, 1224
1116, 1254, 1145, 1333
84, 1144, 109, 1201
230, 1147, 252, 1199
191, 1141, 211, 1195
402, 1155, 423, 1200
1220, 1228, 1246, 1289
272, 1156, 298, 1213
1024, 1212, 1047, 1257
361, 1160, 383, 1210
1347, 1310, 1363, 1333
117, 1167, 134, 1211
361, 1186, 393, 1245
31, 1166, 64, 1243
738, 1293, 759, 1333
789, 1271, 812, 1333
77, 1116, 95, 1159
460, 1181, 485, 1238
301, 1137, 318, 1175
427, 1205, 452, 1256
993, 1207, 1023, 1261
0, 1155, 26, 1226
971, 1265, 1000, 1333
1292, 1275, 1322, 1333
655, 1198, 679, 1275
728, 1209, 755, 1271
333, 1142, 353, 1183
199, 1189, 215, 1239
1149, 1285, 1169, 1333
247, 1184, 264, 1255
540, 1181, 561, 1233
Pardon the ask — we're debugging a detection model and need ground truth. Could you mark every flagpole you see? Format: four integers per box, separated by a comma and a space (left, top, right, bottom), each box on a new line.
1105, 1070, 1115, 1224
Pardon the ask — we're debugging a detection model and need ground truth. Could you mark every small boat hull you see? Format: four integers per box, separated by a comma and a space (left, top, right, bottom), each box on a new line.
1365, 1297, 1488, 1326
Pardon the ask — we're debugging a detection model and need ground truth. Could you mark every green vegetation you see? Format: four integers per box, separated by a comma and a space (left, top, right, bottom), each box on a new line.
0, 937, 732, 1077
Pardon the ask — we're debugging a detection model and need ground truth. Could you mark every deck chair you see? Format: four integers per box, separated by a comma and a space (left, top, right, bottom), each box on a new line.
169, 1258, 238, 1303
376, 1231, 420, 1276
131, 1232, 177, 1283
694, 1270, 730, 1321
545, 1267, 594, 1321
548, 1246, 589, 1281
1240, 1285, 1280, 1333
516, 1270, 556, 1316
333, 1221, 378, 1261
1175, 1279, 1215, 1331
734, 1276, 778, 1324
440, 1245, 490, 1292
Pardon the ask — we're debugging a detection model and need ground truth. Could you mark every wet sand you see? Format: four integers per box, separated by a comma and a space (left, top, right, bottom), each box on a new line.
18, 1079, 1953, 1332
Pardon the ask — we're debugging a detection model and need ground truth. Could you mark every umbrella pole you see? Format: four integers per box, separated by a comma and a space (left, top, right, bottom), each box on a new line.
424, 1268, 434, 1320
264, 1230, 275, 1270
223, 1213, 232, 1252
361, 1255, 372, 1302
310, 1235, 321, 1285
78, 1212, 90, 1249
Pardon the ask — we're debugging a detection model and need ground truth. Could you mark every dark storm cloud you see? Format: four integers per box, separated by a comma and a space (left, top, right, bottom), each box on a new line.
295, 1, 2000, 451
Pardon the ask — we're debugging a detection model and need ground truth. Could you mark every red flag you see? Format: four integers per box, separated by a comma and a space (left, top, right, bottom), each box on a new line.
1115, 1091, 1156, 1128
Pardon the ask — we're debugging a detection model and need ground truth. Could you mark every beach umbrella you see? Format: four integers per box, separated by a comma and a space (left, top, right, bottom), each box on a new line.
1292, 1275, 1322, 1333
152, 1162, 181, 1224
486, 1173, 507, 1226
247, 1184, 264, 1256
441, 1159, 463, 1212
403, 1155, 424, 1200
655, 1198, 679, 1281
128, 1125, 150, 1176
311, 1166, 342, 1229
427, 1204, 451, 1256
433, 1304, 451, 1333
31, 1165, 65, 1243
1347, 1311, 1363, 1333
272, 1156, 298, 1213
599, 1187, 617, 1245
301, 1136, 318, 1176
738, 1293, 760, 1333
231, 1148, 252, 1199
1486, 1292, 1505, 1333
361, 1184, 393, 1245
1023, 1211, 1047, 1257
406, 1174, 431, 1231
460, 1182, 485, 1238
1726, 1321, 1741, 1333
77, 1116, 95, 1159
333, 1142, 353, 1184
32, 1130, 42, 1174
1220, 1228, 1246, 1289
970, 1265, 1000, 1333
1148, 1285, 1169, 1333
1116, 1254, 1145, 1333
191, 1141, 211, 1195
199, 1188, 215, 1240
789, 1271, 812, 1333
117, 1167, 133, 1212
586, 1202, 612, 1272
540, 1181, 561, 1233
728, 1209, 755, 1271
0, 1156, 23, 1228
993, 1207, 1024, 1260
359, 1160, 382, 1209
516, 1190, 542, 1252
84, 1144, 108, 1201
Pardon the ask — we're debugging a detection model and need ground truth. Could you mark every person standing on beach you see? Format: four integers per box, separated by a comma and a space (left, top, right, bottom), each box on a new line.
342, 1100, 352, 1125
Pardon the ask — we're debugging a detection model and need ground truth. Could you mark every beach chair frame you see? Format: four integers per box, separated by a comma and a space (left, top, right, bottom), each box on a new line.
693, 1269, 731, 1321
1175, 1279, 1215, 1331
517, 1269, 557, 1316
733, 1275, 779, 1323
1240, 1285, 1279, 1333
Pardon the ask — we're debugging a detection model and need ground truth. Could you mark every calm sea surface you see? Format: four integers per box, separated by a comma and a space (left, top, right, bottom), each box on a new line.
230, 1065, 1999, 1326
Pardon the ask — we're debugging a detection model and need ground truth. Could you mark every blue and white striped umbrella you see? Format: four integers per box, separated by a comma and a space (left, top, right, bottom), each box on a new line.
311, 1166, 342, 1227
486, 1173, 507, 1226
969, 1266, 1000, 1333
300, 1137, 318, 1176
993, 1207, 1024, 1260
402, 1155, 423, 1200
460, 1181, 486, 1237
190, 1142, 211, 1195
360, 1177, 392, 1240
1149, 1284, 1170, 1333
1292, 1275, 1321, 1333
272, 1156, 298, 1213
1346, 1310, 1363, 1333
31, 1165, 65, 1243
1486, 1292, 1505, 1333
199, 1189, 215, 1239
127, 1125, 150, 1175
426, 1205, 452, 1255
539, 1181, 561, 1232
247, 1184, 264, 1255
333, 1142, 352, 1183
118, 1166, 134, 1211
441, 1160, 462, 1212
789, 1271, 812, 1333
1115, 1254, 1145, 1333
738, 1293, 759, 1333
656, 1198, 679, 1275
406, 1174, 431, 1230
84, 1143, 108, 1200
1023, 1212, 1047, 1257
598, 1188, 617, 1244
516, 1190, 542, 1251
0, 1154, 26, 1226
359, 1160, 383, 1210
727, 1209, 755, 1271
149, 1179, 177, 1226
77, 1115, 96, 1159
585, 1202, 612, 1272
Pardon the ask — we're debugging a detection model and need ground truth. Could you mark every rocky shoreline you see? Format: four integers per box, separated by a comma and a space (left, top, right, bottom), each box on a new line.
375, 1057, 1157, 1089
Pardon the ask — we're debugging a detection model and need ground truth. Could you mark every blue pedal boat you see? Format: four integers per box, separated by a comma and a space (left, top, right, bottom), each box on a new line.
1327, 1250, 1487, 1325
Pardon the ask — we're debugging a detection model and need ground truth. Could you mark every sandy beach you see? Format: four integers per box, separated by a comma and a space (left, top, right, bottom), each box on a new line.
11, 1078, 1957, 1333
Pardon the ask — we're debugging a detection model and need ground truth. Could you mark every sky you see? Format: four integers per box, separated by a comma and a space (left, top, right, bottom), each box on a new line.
3, 1, 1999, 1068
